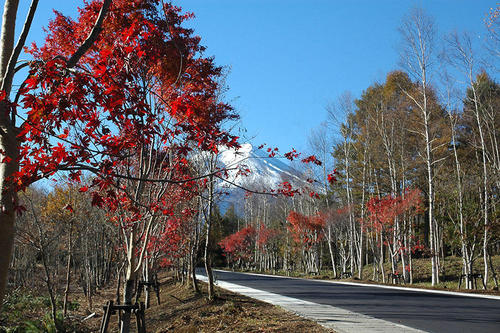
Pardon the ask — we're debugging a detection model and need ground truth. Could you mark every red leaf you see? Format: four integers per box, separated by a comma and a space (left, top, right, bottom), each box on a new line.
58, 128, 69, 139
64, 204, 74, 213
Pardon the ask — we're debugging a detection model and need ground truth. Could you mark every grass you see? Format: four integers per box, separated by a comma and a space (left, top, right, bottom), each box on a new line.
0, 289, 82, 332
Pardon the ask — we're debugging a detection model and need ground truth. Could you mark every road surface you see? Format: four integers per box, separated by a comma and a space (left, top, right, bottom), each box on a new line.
197, 269, 500, 333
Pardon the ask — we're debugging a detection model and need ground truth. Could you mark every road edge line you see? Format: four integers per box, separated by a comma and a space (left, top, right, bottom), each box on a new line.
199, 274, 426, 333
213, 269, 500, 301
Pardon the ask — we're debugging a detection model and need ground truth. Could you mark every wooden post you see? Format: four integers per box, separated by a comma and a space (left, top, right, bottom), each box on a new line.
135, 302, 146, 333
136, 278, 161, 306
100, 300, 113, 333
135, 281, 143, 304
154, 275, 160, 305
135, 306, 141, 333
100, 300, 146, 333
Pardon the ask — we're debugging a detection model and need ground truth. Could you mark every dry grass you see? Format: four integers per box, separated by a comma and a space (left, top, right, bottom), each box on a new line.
145, 277, 332, 333
1, 272, 333, 332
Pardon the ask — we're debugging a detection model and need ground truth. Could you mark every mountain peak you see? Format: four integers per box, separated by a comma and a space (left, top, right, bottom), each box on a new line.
218, 144, 302, 191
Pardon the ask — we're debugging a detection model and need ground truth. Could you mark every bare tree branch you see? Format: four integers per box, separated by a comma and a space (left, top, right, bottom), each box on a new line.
67, 0, 112, 68
1, 0, 38, 95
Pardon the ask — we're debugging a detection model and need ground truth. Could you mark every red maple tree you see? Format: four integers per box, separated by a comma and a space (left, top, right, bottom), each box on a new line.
287, 211, 325, 249
219, 225, 256, 267
0, 0, 337, 310
0, 0, 241, 322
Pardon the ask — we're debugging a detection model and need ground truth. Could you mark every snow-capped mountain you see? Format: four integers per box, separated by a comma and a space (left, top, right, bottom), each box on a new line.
217, 143, 305, 192
214, 143, 315, 213
191, 143, 319, 213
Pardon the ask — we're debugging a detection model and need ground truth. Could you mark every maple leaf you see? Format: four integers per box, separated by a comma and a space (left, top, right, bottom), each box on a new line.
78, 186, 89, 192
58, 128, 69, 139
301, 155, 322, 166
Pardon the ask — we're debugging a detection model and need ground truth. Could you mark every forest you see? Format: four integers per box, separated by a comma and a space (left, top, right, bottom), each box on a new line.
220, 6, 499, 289
0, 0, 499, 332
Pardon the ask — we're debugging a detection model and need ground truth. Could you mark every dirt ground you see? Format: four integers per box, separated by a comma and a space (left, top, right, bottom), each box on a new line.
143, 278, 332, 333
2, 272, 333, 332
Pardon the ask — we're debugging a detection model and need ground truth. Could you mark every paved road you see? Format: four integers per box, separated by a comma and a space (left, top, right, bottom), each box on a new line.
200, 269, 500, 333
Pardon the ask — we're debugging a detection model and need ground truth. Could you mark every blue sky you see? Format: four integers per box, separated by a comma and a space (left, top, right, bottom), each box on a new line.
16, 0, 496, 153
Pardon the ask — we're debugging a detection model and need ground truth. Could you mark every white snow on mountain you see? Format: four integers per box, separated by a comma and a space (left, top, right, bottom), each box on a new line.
217, 143, 305, 192
191, 143, 320, 213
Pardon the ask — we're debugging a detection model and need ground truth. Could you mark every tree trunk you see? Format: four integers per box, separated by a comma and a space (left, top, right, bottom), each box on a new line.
120, 276, 136, 333
204, 241, 215, 301
471, 92, 489, 289
0, 0, 20, 306
63, 220, 73, 318
41, 248, 59, 331
399, 8, 439, 286
144, 256, 150, 308
327, 225, 337, 278
204, 173, 215, 301
449, 110, 471, 288
192, 198, 203, 293
380, 231, 385, 283
36, 215, 60, 331
191, 247, 200, 293
120, 228, 137, 333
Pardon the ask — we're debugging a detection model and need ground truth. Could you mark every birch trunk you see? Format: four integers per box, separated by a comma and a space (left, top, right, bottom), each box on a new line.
120, 227, 137, 333
399, 8, 439, 285
204, 171, 215, 301
327, 225, 337, 277
470, 84, 489, 289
